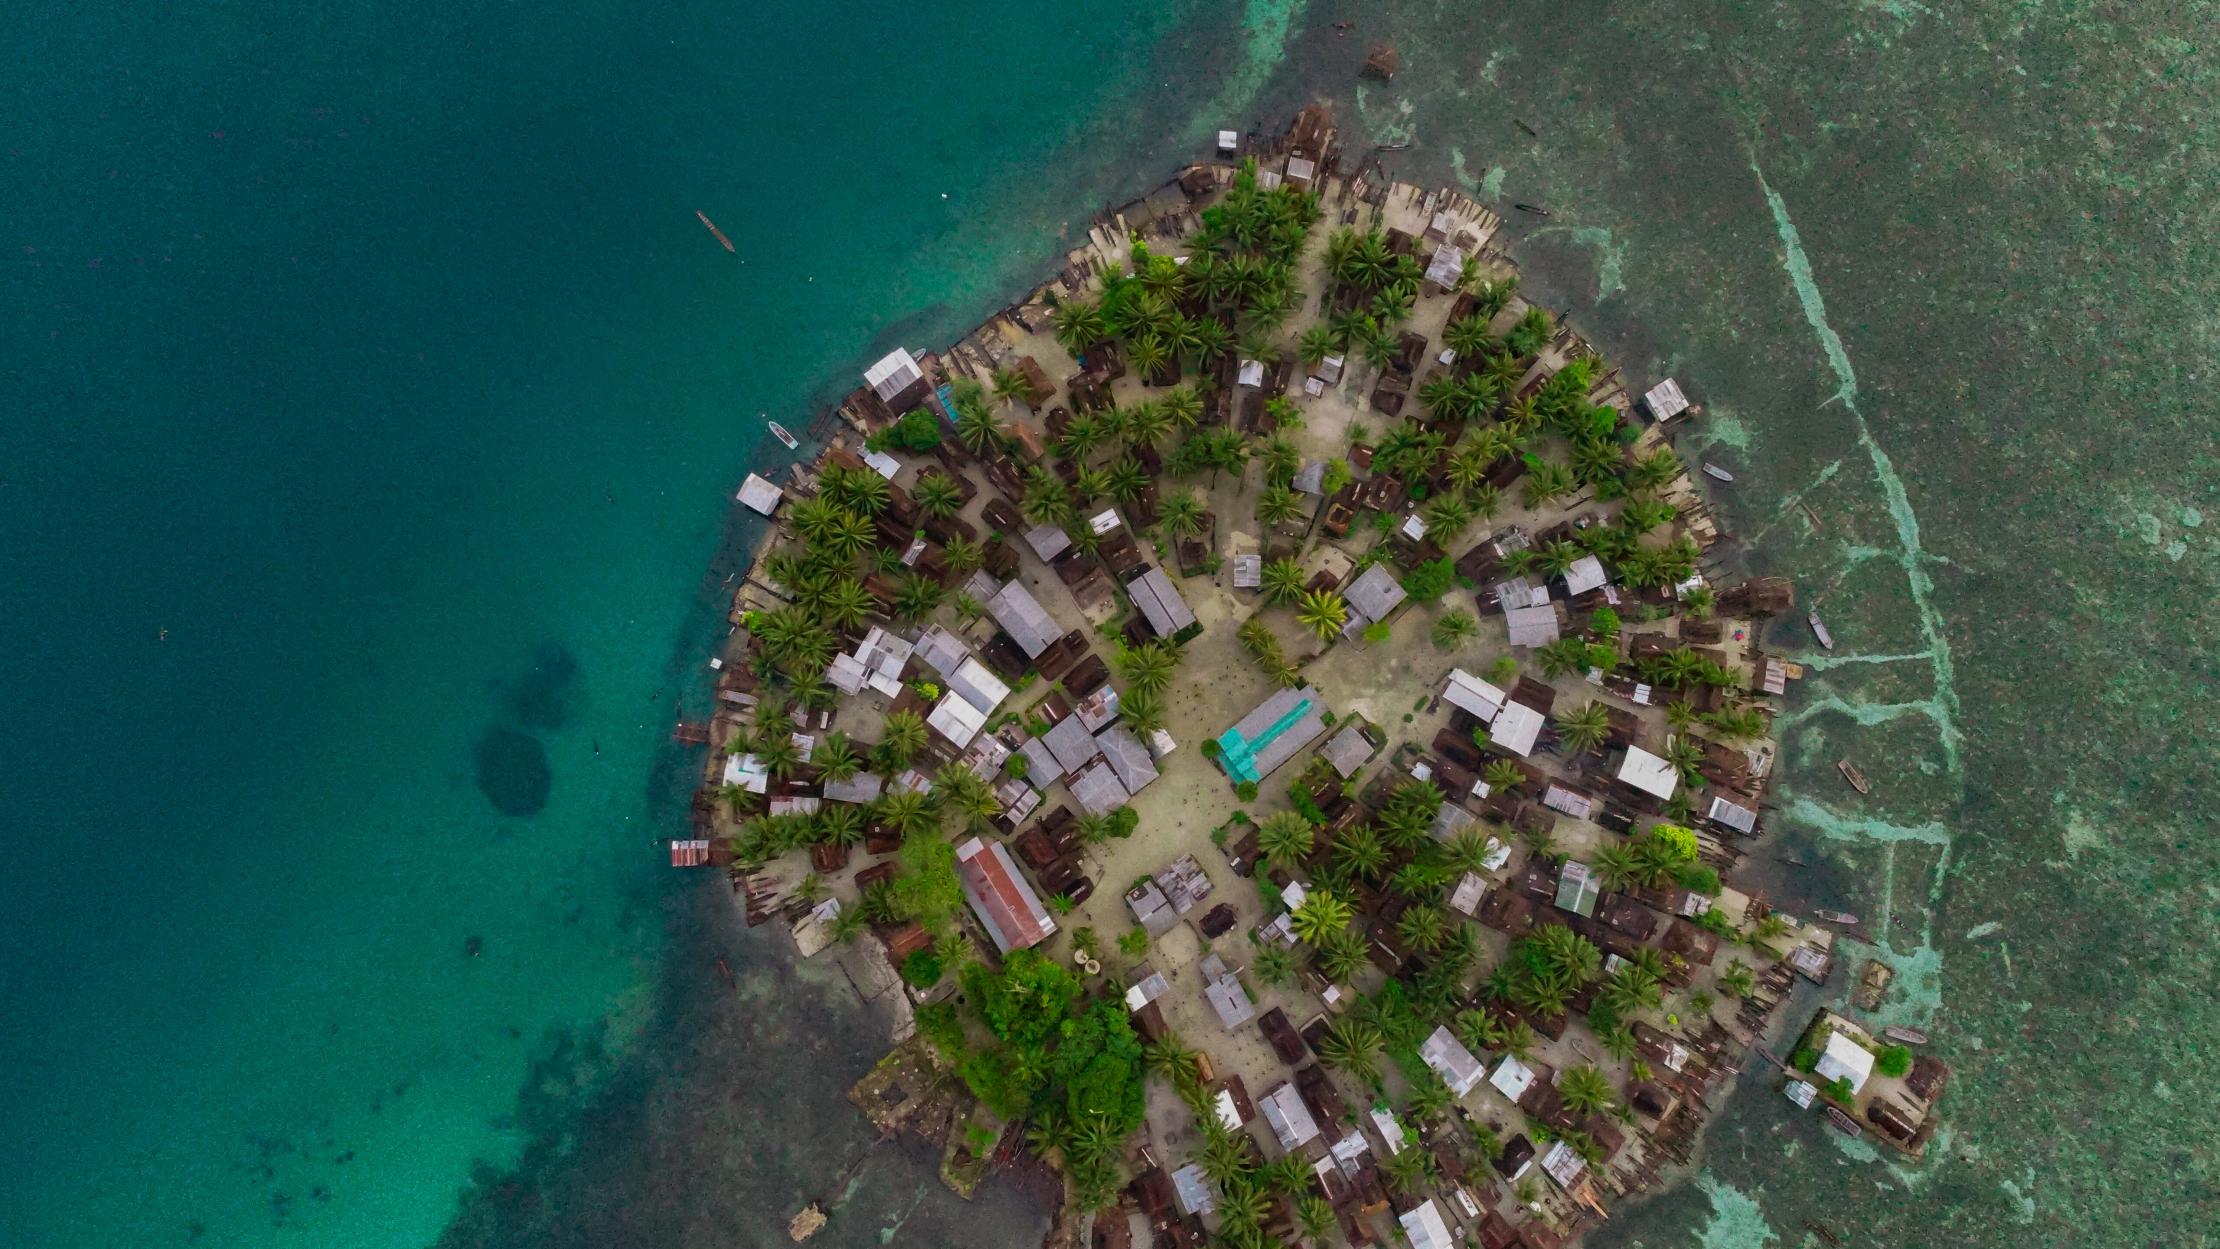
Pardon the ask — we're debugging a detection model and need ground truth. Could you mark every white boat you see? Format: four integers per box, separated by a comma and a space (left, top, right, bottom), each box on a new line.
767, 419, 798, 451
1702, 462, 1734, 482
1809, 611, 1834, 649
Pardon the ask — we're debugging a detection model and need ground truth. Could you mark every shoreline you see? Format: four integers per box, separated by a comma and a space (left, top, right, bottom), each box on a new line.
678, 107, 1949, 1249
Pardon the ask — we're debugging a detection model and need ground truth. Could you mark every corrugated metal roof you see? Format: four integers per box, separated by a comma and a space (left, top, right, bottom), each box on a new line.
988, 581, 1059, 657
1442, 669, 1507, 720
948, 656, 1011, 714
1321, 723, 1375, 777
1259, 1083, 1321, 1149
955, 836, 1055, 954
1344, 563, 1407, 623
914, 626, 969, 678
928, 692, 987, 747
1420, 1025, 1485, 1095
736, 473, 783, 515
1068, 760, 1130, 815
822, 772, 884, 804
1096, 725, 1160, 793
1489, 701, 1545, 756
1127, 568, 1195, 637
1618, 746, 1679, 799
1024, 524, 1072, 561
1504, 603, 1561, 647
1041, 715, 1101, 778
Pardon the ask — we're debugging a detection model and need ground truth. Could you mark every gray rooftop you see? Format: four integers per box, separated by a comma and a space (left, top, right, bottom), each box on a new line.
1095, 725, 1160, 794
822, 771, 884, 804
1504, 603, 1562, 647
1126, 567, 1196, 637
1068, 760, 1130, 815
1344, 563, 1407, 623
988, 580, 1060, 657
1232, 554, 1262, 589
1041, 714, 1102, 778
913, 625, 969, 678
1024, 524, 1072, 562
1225, 685, 1332, 781
1321, 723, 1376, 777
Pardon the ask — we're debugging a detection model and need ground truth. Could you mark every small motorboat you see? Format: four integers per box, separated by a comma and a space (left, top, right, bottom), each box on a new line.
696, 210, 735, 253
1883, 1025, 1929, 1045
1703, 462, 1734, 482
1824, 1105, 1863, 1138
1514, 203, 1551, 216
1816, 909, 1861, 926
1838, 760, 1871, 795
767, 419, 799, 451
1809, 611, 1835, 649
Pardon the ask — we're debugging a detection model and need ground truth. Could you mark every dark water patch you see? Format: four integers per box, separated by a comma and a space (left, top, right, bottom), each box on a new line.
505, 643, 581, 731
474, 727, 551, 817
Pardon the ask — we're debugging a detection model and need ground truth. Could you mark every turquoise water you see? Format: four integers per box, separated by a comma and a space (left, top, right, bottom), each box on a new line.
0, 4, 1298, 1245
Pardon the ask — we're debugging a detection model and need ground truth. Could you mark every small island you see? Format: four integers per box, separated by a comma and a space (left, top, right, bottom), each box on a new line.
678, 108, 1949, 1249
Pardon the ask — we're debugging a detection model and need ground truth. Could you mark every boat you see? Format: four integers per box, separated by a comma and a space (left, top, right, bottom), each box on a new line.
1838, 759, 1871, 795
696, 210, 735, 253
1883, 1025, 1929, 1045
1377, 140, 1411, 152
1514, 203, 1552, 216
1808, 610, 1835, 649
767, 419, 798, 450
1816, 909, 1861, 926
1703, 461, 1734, 482
1824, 1105, 1863, 1138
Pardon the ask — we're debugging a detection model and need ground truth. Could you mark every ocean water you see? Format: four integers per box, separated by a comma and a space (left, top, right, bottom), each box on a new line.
0, 3, 1303, 1246
1257, 4, 2220, 1246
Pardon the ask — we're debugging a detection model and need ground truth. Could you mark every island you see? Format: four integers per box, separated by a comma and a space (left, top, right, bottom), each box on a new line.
676, 107, 1950, 1249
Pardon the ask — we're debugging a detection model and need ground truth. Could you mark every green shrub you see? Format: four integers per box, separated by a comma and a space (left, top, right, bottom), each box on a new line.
900, 948, 945, 989
1675, 863, 1722, 896
1362, 621, 1392, 644
1400, 557, 1455, 602
1201, 738, 1223, 759
916, 1001, 965, 1056
1876, 1044, 1913, 1078
1236, 781, 1259, 801
1790, 1045, 1820, 1072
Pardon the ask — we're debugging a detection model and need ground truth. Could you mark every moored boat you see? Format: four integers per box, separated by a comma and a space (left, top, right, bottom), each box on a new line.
1883, 1025, 1929, 1045
767, 419, 798, 450
1838, 760, 1871, 794
1514, 202, 1552, 216
1824, 1105, 1863, 1138
696, 209, 735, 253
1816, 909, 1861, 926
1703, 461, 1734, 482
1809, 610, 1835, 648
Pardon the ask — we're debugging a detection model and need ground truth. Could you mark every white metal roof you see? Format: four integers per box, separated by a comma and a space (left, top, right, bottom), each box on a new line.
1232, 554, 1262, 588
1425, 241, 1466, 289
1504, 603, 1561, 647
1259, 1082, 1322, 1149
913, 625, 969, 678
1540, 1139, 1587, 1189
1419, 1024, 1486, 1096
1368, 1106, 1407, 1153
721, 752, 769, 794
949, 656, 1011, 714
927, 691, 986, 747
1490, 701, 1545, 756
1023, 523, 1072, 561
1216, 129, 1239, 152
1707, 794, 1759, 833
1489, 1055, 1536, 1103
861, 448, 901, 479
1564, 553, 1609, 596
1644, 377, 1689, 419
1817, 1031, 1875, 1093
735, 473, 783, 515
1442, 669, 1507, 720
1618, 746, 1679, 799
1171, 1163, 1215, 1216
987, 580, 1060, 657
1449, 872, 1486, 915
863, 348, 923, 402
1128, 567, 1196, 637
1286, 155, 1317, 184
1399, 1201, 1456, 1249
1238, 359, 1265, 387
1088, 507, 1122, 536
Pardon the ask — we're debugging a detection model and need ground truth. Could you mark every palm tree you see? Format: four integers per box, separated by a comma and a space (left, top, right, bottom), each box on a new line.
1555, 702, 1611, 756
1421, 491, 1472, 540
1291, 890, 1354, 943
1260, 557, 1306, 605
812, 731, 861, 782
1296, 589, 1348, 641
1380, 1144, 1435, 1195
1157, 492, 1205, 539
1122, 686, 1167, 734
954, 403, 1007, 456
871, 789, 935, 840
1052, 298, 1108, 353
933, 763, 998, 822
1122, 400, 1174, 451
1599, 968, 1663, 1018
1443, 315, 1495, 359
1119, 642, 1177, 697
1320, 1018, 1384, 1082
1256, 484, 1303, 528
1534, 924, 1602, 983
1296, 324, 1338, 367
815, 803, 865, 848
1664, 734, 1707, 786
911, 472, 963, 519
1483, 758, 1526, 794
1397, 902, 1450, 954
1537, 637, 1594, 678
1258, 811, 1315, 867
1021, 470, 1074, 526
941, 535, 986, 576
1256, 436, 1301, 485
1332, 823, 1388, 880
1592, 843, 1639, 892
1627, 447, 1682, 492
1159, 386, 1203, 430
875, 710, 927, 768
1521, 458, 1576, 509
819, 578, 873, 632
1198, 1129, 1255, 1188
1126, 334, 1169, 380
1511, 967, 1575, 1016
891, 572, 943, 621
1718, 959, 1756, 999
1315, 927, 1369, 982
755, 732, 803, 781
1557, 1065, 1617, 1116
1406, 1074, 1455, 1125
1431, 609, 1477, 650
1252, 944, 1297, 987
1294, 1194, 1335, 1245
1539, 539, 1585, 578
1442, 830, 1498, 876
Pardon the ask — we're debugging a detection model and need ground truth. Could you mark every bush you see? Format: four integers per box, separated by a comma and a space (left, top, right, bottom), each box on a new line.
1675, 863, 1722, 896
916, 1001, 965, 1056
1004, 754, 1030, 779
1876, 1044, 1913, 1078
869, 409, 943, 452
1823, 1077, 1856, 1104
1400, 556, 1455, 602
1110, 807, 1140, 839
1118, 928, 1149, 957
900, 949, 945, 988
1362, 621, 1392, 644
1235, 781, 1259, 801
1201, 738, 1223, 759
1790, 1045, 1820, 1072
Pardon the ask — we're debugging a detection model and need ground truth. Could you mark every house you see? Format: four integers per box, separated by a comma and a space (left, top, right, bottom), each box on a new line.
987, 580, 1060, 658
1232, 554, 1262, 589
927, 691, 988, 747
1705, 793, 1759, 834
1170, 1162, 1215, 1216
1216, 685, 1332, 784
1040, 714, 1103, 779
1097, 725, 1160, 794
736, 473, 783, 516
1069, 759, 1131, 815
1503, 603, 1562, 647
1554, 861, 1601, 916
1816, 1031, 1876, 1094
1641, 377, 1689, 422
1563, 554, 1609, 597
1418, 1025, 1486, 1096
1024, 523, 1073, 562
913, 624, 970, 679
1343, 563, 1407, 627
1489, 1055, 1537, 1103
1442, 668, 1508, 720
1201, 953, 1254, 1030
948, 656, 1011, 715
1259, 1081, 1322, 1150
1539, 1139, 1587, 1189
863, 348, 930, 414
1320, 721, 1379, 778
1398, 1202, 1456, 1249
822, 772, 884, 805
1126, 879, 1178, 935
721, 751, 770, 794
1487, 700, 1547, 757
954, 836, 1056, 954
1616, 746, 1679, 801
1127, 567, 1197, 638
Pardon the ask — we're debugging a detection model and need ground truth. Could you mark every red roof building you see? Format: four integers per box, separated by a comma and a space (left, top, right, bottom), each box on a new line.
955, 836, 1057, 954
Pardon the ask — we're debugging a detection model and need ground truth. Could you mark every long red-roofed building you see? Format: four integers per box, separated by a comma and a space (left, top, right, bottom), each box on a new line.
955, 836, 1057, 954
